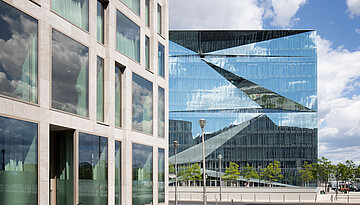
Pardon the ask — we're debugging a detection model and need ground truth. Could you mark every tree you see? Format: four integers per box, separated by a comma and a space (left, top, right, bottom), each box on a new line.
261, 160, 283, 187
222, 162, 240, 186
299, 161, 313, 187
316, 157, 336, 192
186, 163, 202, 186
242, 163, 259, 187
169, 163, 175, 175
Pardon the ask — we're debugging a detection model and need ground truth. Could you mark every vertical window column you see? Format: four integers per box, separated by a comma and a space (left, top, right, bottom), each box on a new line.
158, 87, 165, 137
158, 148, 165, 203
115, 141, 121, 205
115, 64, 124, 127
157, 4, 162, 34
97, 0, 105, 44
97, 56, 104, 122
158, 43, 165, 77
145, 35, 150, 70
145, 0, 150, 27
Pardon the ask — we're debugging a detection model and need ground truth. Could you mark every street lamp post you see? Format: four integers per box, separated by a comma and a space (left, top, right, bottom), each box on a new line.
218, 154, 222, 201
174, 141, 178, 205
199, 119, 207, 205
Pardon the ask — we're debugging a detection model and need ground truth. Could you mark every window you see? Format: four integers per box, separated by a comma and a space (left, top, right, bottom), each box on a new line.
0, 116, 38, 205
145, 0, 150, 27
145, 35, 150, 70
158, 42, 165, 77
157, 4, 162, 34
115, 64, 124, 127
132, 143, 153, 205
97, 0, 104, 43
52, 0, 89, 31
116, 10, 140, 62
158, 87, 165, 137
158, 148, 165, 203
121, 0, 140, 15
0, 1, 38, 103
132, 73, 153, 134
79, 133, 108, 205
52, 29, 89, 117
97, 56, 104, 122
115, 141, 121, 205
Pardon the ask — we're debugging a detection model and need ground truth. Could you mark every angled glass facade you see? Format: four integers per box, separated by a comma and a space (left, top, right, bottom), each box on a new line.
169, 30, 318, 186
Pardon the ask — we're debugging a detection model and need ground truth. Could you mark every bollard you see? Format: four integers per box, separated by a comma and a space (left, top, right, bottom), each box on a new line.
269, 194, 271, 202
330, 195, 333, 203
299, 194, 301, 202
231, 199, 234, 205
216, 198, 218, 205
348, 194, 349, 203
315, 194, 317, 202
283, 194, 285, 202
241, 194, 242, 202
254, 194, 256, 202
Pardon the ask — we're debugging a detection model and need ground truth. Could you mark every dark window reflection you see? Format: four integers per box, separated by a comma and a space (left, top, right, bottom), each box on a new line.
158, 87, 165, 137
132, 73, 153, 134
115, 141, 121, 205
116, 10, 140, 62
52, 29, 89, 117
158, 148, 165, 203
132, 143, 153, 205
0, 116, 38, 205
158, 43, 165, 77
79, 133, 108, 205
0, 1, 38, 103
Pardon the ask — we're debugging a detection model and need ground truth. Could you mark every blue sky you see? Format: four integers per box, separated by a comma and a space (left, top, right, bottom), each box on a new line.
170, 0, 360, 164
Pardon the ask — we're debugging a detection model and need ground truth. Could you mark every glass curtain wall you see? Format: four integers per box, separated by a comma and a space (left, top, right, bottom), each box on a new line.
145, 0, 150, 27
52, 0, 89, 31
132, 143, 153, 205
116, 10, 140, 62
158, 148, 165, 203
52, 29, 89, 117
121, 0, 140, 14
79, 133, 108, 205
145, 36, 150, 70
115, 65, 122, 127
132, 73, 153, 134
115, 141, 121, 205
158, 43, 165, 77
157, 4, 161, 34
0, 1, 38, 103
97, 1, 104, 43
0, 116, 38, 205
158, 87, 165, 138
97, 56, 104, 122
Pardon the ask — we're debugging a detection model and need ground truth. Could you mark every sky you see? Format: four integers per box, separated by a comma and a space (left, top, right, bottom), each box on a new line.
169, 0, 360, 165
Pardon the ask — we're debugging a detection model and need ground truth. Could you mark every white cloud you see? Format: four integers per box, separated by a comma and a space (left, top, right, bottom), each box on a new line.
169, 0, 264, 29
346, 0, 360, 18
356, 28, 360, 34
269, 0, 307, 28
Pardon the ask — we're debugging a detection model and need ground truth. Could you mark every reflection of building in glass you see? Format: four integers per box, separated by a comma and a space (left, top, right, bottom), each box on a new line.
0, 0, 168, 205
169, 30, 317, 186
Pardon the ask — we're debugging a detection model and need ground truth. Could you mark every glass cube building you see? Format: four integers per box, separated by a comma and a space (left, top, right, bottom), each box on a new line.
168, 30, 317, 186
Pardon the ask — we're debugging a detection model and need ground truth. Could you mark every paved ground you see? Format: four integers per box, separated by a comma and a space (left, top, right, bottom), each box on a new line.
169, 201, 360, 205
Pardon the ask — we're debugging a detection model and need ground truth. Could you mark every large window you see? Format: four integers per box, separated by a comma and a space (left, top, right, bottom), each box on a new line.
145, 35, 150, 70
158, 148, 165, 203
97, 1, 104, 43
132, 143, 153, 205
157, 4, 162, 34
97, 56, 104, 122
132, 73, 153, 134
0, 1, 38, 103
79, 133, 108, 205
145, 0, 150, 27
158, 87, 165, 138
116, 10, 140, 62
52, 0, 89, 31
121, 0, 140, 15
52, 29, 89, 117
158, 43, 165, 77
0, 116, 38, 205
115, 141, 121, 205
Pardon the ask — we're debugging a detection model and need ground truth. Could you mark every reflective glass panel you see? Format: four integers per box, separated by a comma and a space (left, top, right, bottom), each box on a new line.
121, 0, 140, 15
158, 42, 165, 77
115, 65, 122, 127
115, 141, 121, 205
158, 87, 165, 138
97, 56, 104, 122
0, 1, 37, 103
145, 35, 150, 70
116, 10, 140, 62
52, 0, 89, 31
132, 143, 153, 205
97, 1, 104, 43
158, 148, 165, 203
0, 116, 38, 205
145, 0, 150, 27
132, 73, 153, 134
157, 4, 161, 34
52, 29, 89, 117
79, 133, 108, 205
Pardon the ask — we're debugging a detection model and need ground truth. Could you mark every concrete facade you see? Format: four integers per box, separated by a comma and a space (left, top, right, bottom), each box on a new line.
0, 0, 169, 204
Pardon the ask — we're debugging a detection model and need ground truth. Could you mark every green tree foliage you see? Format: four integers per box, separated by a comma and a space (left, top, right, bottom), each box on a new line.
299, 161, 313, 187
261, 160, 283, 187
169, 163, 175, 175
186, 163, 202, 186
242, 163, 259, 187
222, 162, 240, 186
315, 157, 336, 192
